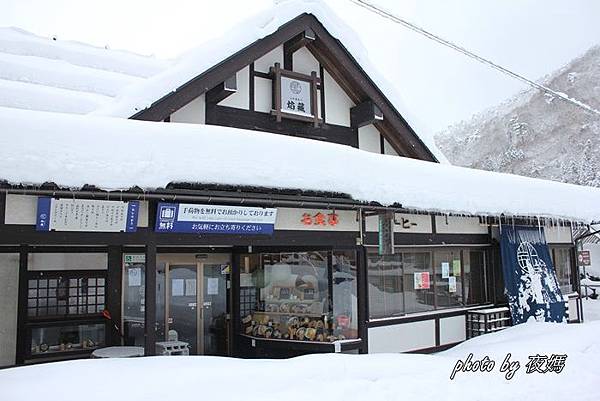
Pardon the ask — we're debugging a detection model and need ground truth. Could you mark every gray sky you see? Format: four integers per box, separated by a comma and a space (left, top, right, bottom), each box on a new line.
2, 0, 599, 133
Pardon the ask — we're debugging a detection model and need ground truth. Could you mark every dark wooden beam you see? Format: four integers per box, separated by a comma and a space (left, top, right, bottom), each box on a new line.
144, 239, 156, 356
205, 75, 238, 104
351, 100, 383, 128
15, 245, 28, 365
206, 104, 357, 147
106, 245, 123, 345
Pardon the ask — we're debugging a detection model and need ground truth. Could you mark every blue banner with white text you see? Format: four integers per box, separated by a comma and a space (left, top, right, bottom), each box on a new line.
154, 203, 277, 235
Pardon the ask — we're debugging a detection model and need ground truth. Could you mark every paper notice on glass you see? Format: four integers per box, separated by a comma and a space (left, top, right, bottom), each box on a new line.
171, 279, 185, 296
422, 272, 430, 289
128, 267, 141, 287
185, 279, 197, 296
453, 260, 461, 276
207, 278, 219, 295
441, 262, 450, 279
449, 276, 457, 293
414, 272, 423, 290
240, 273, 253, 287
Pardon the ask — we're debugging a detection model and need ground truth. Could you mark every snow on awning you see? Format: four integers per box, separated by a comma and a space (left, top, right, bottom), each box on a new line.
1, 106, 599, 223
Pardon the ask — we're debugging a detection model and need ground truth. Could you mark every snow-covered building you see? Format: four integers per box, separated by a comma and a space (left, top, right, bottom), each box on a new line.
0, 1, 594, 367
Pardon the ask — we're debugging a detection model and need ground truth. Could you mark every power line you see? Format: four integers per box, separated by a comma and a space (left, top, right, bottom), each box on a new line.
349, 0, 600, 117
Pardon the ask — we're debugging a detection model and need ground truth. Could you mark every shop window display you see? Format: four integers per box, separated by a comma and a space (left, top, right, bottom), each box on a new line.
29, 323, 105, 357
240, 250, 357, 343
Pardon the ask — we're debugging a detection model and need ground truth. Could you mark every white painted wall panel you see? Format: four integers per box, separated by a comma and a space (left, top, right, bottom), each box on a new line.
254, 45, 283, 73
323, 69, 353, 127
293, 47, 320, 76
545, 226, 573, 244
218, 66, 250, 110
5, 194, 36, 224
384, 138, 399, 156
0, 254, 19, 367
254, 77, 272, 113
368, 320, 436, 353
358, 125, 380, 154
170, 95, 205, 124
439, 315, 466, 345
28, 253, 108, 271
435, 216, 488, 234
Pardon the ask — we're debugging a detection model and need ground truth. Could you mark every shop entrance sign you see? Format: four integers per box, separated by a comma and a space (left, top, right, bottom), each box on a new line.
155, 203, 278, 235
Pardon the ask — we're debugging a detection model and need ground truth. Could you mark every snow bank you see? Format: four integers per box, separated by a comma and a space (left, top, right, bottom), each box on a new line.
1, 107, 599, 222
91, 0, 445, 161
0, 321, 598, 401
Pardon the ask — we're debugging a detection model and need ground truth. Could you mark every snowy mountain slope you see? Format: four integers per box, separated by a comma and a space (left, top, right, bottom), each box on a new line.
0, 27, 168, 114
435, 45, 600, 186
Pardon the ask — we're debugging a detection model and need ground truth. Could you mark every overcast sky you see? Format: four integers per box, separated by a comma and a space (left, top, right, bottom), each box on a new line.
2, 0, 599, 133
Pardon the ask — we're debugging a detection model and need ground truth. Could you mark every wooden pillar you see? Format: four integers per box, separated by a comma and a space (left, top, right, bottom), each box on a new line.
144, 240, 157, 356
15, 245, 28, 365
106, 245, 122, 345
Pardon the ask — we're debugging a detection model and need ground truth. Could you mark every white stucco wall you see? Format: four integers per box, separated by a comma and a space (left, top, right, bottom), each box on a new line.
435, 216, 488, 235
368, 320, 436, 353
170, 95, 205, 124
439, 315, 466, 345
254, 45, 283, 73
323, 69, 353, 127
292, 46, 320, 76
545, 225, 573, 244
358, 124, 381, 154
383, 138, 399, 156
218, 65, 250, 110
254, 77, 272, 113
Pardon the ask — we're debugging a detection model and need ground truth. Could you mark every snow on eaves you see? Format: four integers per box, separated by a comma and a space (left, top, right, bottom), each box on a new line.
0, 27, 168, 114
1, 106, 599, 223
90, 0, 446, 162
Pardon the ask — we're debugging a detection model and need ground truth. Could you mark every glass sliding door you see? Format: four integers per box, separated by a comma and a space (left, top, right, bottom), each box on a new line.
167, 264, 199, 354
156, 253, 231, 356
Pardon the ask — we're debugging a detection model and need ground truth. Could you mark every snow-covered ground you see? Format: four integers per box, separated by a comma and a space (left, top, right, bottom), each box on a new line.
1, 317, 598, 401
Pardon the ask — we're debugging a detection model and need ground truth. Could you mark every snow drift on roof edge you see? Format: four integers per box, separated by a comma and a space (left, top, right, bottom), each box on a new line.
90, 0, 447, 162
1, 106, 598, 222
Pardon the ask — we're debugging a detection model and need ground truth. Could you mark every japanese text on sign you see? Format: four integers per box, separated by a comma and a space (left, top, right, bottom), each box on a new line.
281, 76, 312, 116
155, 203, 278, 235
301, 212, 339, 227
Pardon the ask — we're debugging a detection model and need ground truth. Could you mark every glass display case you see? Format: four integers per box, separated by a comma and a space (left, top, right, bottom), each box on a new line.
29, 323, 106, 358
239, 250, 357, 343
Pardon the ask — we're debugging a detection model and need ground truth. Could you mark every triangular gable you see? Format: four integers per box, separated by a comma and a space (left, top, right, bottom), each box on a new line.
129, 13, 437, 162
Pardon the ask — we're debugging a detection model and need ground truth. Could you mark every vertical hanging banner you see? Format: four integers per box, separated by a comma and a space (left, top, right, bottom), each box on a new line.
36, 197, 139, 232
500, 225, 566, 324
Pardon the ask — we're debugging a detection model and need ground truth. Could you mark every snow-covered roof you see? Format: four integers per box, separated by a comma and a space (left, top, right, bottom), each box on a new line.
2, 106, 599, 223
89, 0, 445, 161
0, 27, 168, 114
